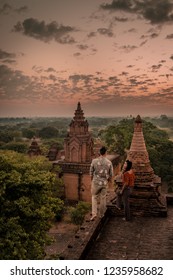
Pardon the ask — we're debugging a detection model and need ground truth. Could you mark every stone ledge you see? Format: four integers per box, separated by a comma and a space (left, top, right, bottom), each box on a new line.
60, 212, 109, 260
60, 190, 115, 260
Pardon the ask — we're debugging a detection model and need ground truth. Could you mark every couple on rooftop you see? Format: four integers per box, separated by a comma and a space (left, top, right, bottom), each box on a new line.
90, 146, 135, 221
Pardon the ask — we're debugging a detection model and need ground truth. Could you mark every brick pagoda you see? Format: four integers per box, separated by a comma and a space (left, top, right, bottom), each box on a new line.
114, 115, 167, 217
28, 137, 41, 157
47, 143, 59, 161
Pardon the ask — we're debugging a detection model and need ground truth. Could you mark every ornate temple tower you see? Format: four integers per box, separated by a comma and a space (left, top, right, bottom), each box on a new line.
58, 102, 94, 202
64, 102, 94, 163
114, 115, 167, 217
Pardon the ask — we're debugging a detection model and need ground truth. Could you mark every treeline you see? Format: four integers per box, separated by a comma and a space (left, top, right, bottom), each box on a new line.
0, 116, 119, 154
0, 116, 173, 185
0, 116, 173, 186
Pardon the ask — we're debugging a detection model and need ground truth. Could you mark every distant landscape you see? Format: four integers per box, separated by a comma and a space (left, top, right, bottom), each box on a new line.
0, 114, 173, 191
0, 115, 173, 192
0, 114, 173, 141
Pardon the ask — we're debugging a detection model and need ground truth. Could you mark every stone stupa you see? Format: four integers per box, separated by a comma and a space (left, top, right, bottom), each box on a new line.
28, 137, 41, 157
114, 115, 167, 217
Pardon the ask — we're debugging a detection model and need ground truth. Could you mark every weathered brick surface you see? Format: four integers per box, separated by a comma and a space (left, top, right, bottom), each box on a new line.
85, 205, 173, 260
60, 212, 109, 260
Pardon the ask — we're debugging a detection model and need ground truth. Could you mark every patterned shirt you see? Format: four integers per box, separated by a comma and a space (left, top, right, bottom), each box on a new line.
90, 156, 113, 186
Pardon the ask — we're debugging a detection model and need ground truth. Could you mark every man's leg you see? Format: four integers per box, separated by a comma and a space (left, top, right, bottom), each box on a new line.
99, 187, 107, 217
91, 181, 98, 219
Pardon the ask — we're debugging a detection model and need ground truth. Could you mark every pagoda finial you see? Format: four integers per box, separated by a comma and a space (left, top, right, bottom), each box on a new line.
135, 115, 142, 123
77, 101, 81, 110
73, 102, 85, 122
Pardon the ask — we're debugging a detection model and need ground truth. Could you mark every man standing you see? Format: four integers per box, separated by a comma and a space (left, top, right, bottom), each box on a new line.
90, 146, 113, 220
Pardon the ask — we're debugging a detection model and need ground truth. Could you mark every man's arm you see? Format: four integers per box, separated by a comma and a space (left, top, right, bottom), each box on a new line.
90, 160, 94, 181
108, 162, 114, 184
109, 162, 114, 178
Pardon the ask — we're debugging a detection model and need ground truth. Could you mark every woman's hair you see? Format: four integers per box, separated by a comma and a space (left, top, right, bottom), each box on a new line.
125, 160, 132, 172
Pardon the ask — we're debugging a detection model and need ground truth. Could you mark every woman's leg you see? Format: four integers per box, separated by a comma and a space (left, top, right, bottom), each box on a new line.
122, 188, 131, 221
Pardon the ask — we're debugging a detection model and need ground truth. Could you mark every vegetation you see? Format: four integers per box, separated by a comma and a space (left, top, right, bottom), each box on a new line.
98, 118, 134, 155
69, 201, 91, 225
0, 151, 64, 259
0, 141, 28, 154
38, 126, 59, 139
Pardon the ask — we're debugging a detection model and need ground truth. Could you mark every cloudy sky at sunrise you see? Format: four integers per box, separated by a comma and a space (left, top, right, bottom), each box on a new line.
0, 0, 173, 117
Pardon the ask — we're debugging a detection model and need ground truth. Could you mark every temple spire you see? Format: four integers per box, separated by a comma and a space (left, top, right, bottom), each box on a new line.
73, 101, 85, 122
114, 115, 167, 216
128, 115, 154, 184
130, 115, 148, 154
64, 102, 93, 163
69, 102, 88, 135
77, 101, 81, 110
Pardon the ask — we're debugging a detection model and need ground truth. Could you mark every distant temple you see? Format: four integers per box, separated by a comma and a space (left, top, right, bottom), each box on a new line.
28, 137, 41, 157
115, 115, 167, 217
54, 102, 120, 202
47, 143, 59, 161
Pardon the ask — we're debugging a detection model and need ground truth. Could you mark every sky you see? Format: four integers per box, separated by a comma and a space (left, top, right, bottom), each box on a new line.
0, 0, 173, 117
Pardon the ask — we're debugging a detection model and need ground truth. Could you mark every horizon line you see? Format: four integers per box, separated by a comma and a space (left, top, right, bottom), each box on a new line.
0, 114, 172, 119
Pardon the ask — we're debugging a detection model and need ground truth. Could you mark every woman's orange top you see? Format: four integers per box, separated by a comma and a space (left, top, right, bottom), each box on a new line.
123, 171, 135, 187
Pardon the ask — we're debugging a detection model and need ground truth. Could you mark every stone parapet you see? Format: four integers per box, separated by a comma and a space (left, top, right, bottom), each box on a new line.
58, 162, 90, 174
60, 212, 109, 260
60, 190, 114, 259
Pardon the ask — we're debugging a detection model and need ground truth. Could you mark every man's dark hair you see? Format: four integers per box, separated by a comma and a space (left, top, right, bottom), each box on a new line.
100, 146, 107, 155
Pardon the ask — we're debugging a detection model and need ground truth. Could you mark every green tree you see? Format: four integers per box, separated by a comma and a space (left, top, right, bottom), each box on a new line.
0, 151, 64, 259
22, 128, 37, 139
0, 142, 28, 153
99, 118, 134, 156
69, 201, 91, 225
0, 131, 13, 143
39, 126, 59, 139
